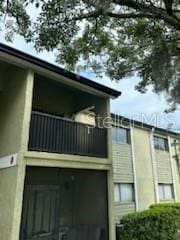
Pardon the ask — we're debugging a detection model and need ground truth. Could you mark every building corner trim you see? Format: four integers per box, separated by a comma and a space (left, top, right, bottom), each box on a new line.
168, 136, 178, 202
130, 126, 139, 211
150, 130, 159, 203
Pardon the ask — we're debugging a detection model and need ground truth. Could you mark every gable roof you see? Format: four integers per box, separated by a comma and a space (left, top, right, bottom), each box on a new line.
0, 43, 121, 99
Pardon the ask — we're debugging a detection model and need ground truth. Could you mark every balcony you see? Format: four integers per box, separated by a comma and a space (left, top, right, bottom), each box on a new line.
28, 111, 108, 158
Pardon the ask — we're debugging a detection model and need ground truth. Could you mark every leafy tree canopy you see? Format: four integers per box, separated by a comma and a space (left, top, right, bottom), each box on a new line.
0, 0, 180, 110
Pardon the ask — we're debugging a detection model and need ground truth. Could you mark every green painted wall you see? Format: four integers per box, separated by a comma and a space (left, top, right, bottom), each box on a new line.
0, 167, 19, 239
0, 67, 28, 156
133, 128, 156, 211
0, 66, 32, 240
0, 61, 114, 240
170, 137, 180, 201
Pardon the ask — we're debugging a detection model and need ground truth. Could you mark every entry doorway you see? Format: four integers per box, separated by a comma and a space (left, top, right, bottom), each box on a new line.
21, 185, 60, 239
20, 167, 109, 240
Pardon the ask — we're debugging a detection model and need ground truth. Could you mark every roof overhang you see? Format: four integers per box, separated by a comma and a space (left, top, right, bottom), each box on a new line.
0, 43, 121, 99
111, 113, 179, 137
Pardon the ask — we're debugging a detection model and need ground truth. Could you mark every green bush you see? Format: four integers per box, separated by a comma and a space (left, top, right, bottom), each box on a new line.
150, 202, 180, 210
119, 203, 180, 240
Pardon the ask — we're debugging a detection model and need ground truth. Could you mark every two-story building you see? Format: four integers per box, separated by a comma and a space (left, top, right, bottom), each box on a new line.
0, 44, 180, 240
0, 43, 121, 240
111, 114, 180, 226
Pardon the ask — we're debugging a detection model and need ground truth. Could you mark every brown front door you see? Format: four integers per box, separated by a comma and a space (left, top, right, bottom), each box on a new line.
20, 185, 60, 240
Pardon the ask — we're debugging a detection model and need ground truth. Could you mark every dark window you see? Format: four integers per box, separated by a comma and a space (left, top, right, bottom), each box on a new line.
154, 136, 169, 151
116, 225, 123, 239
112, 127, 130, 144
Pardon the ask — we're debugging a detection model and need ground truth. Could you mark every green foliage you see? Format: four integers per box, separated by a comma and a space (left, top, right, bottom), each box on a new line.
0, 0, 31, 40
120, 203, 180, 240
0, 0, 180, 109
150, 202, 180, 209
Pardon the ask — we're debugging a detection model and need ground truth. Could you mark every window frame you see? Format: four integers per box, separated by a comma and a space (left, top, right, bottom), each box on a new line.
153, 136, 169, 152
112, 126, 131, 144
114, 183, 134, 203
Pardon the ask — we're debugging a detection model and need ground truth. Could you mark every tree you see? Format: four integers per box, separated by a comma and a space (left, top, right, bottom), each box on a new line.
1, 0, 180, 110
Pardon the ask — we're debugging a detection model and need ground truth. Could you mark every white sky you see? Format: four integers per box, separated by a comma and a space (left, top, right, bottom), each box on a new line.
0, 33, 179, 132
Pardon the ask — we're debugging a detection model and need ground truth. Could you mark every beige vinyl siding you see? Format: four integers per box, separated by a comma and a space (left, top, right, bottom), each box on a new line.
112, 142, 135, 221
155, 150, 173, 183
112, 143, 133, 182
114, 203, 136, 223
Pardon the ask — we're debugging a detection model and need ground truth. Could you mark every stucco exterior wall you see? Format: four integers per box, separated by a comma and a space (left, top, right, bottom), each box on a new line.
0, 64, 115, 240
0, 68, 28, 156
170, 137, 180, 201
112, 126, 180, 223
0, 167, 19, 239
153, 135, 178, 203
133, 128, 156, 211
0, 66, 34, 240
1, 55, 179, 240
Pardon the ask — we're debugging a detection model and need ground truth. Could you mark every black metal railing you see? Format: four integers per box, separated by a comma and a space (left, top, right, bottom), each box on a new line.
28, 111, 108, 158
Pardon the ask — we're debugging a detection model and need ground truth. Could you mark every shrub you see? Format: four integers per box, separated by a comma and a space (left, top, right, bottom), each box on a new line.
150, 202, 180, 210
119, 203, 180, 240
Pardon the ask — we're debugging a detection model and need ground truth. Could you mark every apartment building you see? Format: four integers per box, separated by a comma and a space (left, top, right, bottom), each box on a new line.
0, 43, 179, 240
0, 43, 121, 240
111, 114, 180, 225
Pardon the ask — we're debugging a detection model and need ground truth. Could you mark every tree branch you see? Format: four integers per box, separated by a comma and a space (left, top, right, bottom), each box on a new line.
112, 0, 180, 30
163, 0, 173, 15
72, 1, 180, 30
72, 11, 155, 21
113, 0, 166, 12
72, 10, 100, 21
106, 12, 155, 19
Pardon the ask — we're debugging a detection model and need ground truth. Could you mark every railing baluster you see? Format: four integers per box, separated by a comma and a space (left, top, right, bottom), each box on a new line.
28, 111, 107, 158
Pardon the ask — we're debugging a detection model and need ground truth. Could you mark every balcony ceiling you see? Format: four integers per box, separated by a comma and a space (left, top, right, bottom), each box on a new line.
0, 43, 121, 99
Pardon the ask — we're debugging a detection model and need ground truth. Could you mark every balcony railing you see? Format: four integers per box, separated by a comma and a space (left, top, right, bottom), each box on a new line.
28, 111, 108, 158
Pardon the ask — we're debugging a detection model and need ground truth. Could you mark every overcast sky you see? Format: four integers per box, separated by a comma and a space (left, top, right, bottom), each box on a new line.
0, 33, 179, 132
